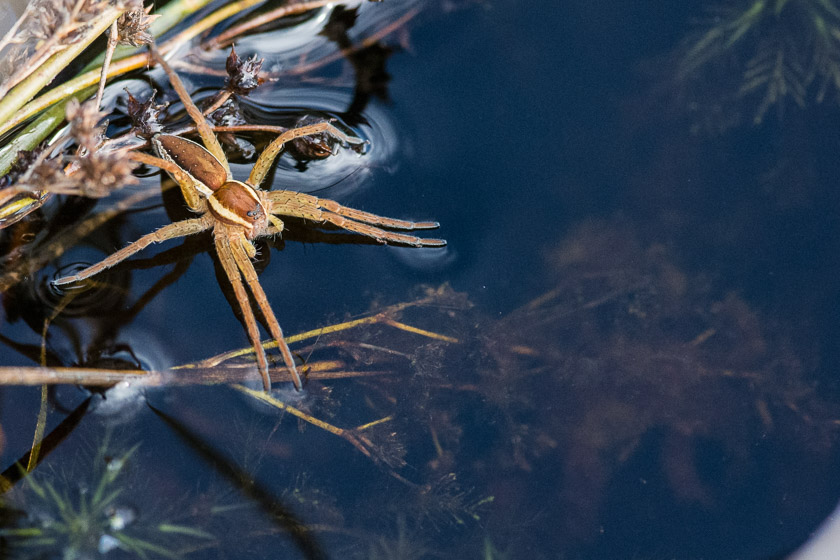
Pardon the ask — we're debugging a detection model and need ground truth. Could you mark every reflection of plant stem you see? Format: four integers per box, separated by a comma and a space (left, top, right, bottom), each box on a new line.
206, 0, 339, 49
0, 398, 92, 493
28, 289, 84, 471
285, 7, 420, 77
27, 385, 48, 472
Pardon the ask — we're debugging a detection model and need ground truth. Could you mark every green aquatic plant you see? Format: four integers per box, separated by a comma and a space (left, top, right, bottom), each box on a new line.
0, 441, 214, 559
482, 538, 511, 560
679, 0, 840, 124
366, 515, 430, 560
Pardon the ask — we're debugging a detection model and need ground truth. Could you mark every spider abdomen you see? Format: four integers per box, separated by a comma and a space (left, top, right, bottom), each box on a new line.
208, 180, 267, 237
152, 134, 227, 195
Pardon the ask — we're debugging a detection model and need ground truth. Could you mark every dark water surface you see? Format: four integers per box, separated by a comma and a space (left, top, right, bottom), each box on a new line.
2, 1, 840, 558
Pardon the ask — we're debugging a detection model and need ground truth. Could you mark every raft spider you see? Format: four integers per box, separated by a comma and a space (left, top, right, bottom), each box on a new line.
54, 45, 445, 391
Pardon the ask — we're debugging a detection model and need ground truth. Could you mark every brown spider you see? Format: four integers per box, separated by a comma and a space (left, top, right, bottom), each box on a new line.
54, 46, 445, 391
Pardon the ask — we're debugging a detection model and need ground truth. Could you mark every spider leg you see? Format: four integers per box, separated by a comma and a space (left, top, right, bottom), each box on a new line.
130, 151, 207, 213
265, 191, 446, 247
54, 215, 213, 285
268, 215, 285, 235
214, 232, 273, 391
267, 190, 441, 230
229, 233, 303, 390
249, 122, 364, 187
317, 213, 447, 247
149, 44, 231, 178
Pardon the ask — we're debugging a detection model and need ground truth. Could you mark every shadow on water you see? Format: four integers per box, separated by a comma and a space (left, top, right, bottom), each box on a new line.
1, 0, 840, 558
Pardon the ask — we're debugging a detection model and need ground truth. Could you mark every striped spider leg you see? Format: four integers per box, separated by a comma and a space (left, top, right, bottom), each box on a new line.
55, 45, 445, 392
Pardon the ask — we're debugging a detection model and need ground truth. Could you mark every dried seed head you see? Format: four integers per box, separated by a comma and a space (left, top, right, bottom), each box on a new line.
29, 0, 98, 40
22, 149, 137, 198
225, 45, 264, 95
289, 115, 335, 160
0, 0, 113, 99
208, 98, 255, 157
73, 149, 138, 197
29, 3, 66, 41
23, 0, 113, 43
10, 147, 137, 199
126, 90, 165, 138
0, 149, 63, 200
66, 98, 108, 152
208, 98, 246, 127
59, 98, 140, 196
28, 157, 66, 189
117, 3, 159, 47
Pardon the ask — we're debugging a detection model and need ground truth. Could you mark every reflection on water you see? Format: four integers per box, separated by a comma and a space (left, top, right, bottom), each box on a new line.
1, 0, 840, 558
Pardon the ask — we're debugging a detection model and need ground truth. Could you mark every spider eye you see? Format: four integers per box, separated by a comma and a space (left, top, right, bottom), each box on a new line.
247, 209, 258, 219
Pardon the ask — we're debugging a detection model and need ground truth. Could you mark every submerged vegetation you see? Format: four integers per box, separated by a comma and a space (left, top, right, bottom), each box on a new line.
0, 437, 214, 559
677, 0, 840, 127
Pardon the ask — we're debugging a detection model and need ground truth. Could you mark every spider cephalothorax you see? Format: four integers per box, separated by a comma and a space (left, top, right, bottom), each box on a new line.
55, 45, 445, 392
208, 181, 268, 237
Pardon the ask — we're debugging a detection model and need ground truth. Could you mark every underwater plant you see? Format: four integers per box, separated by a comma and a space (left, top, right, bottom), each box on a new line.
0, 439, 214, 559
678, 0, 840, 125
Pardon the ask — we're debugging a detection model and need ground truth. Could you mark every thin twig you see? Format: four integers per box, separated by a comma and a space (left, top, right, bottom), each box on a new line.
0, 365, 392, 386
95, 20, 120, 110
